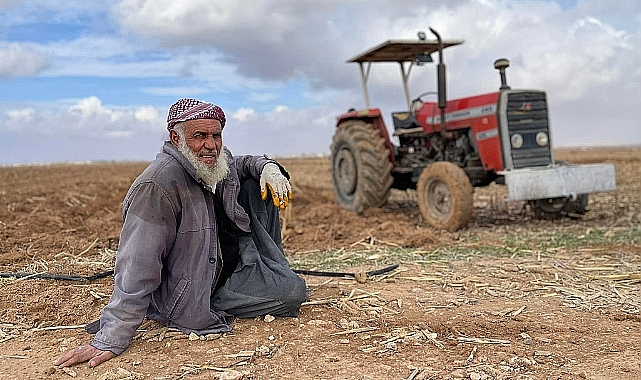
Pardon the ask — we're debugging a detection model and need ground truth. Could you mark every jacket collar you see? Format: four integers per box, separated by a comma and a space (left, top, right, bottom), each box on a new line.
162, 141, 202, 185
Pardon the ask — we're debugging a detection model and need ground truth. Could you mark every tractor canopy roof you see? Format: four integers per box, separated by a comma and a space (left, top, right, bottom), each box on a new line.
347, 38, 464, 63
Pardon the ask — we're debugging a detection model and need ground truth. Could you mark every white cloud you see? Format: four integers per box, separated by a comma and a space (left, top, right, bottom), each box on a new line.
313, 116, 331, 126
3, 96, 165, 137
112, 0, 347, 81
273, 105, 290, 113
224, 104, 340, 157
7, 107, 35, 121
2, 0, 641, 165
0, 98, 169, 164
29, 37, 278, 97
114, 0, 309, 46
0, 43, 49, 77
43, 36, 138, 60
104, 130, 133, 138
108, 0, 641, 111
570, 16, 632, 50
4, 107, 35, 132
232, 108, 256, 122
510, 14, 634, 101
68, 96, 106, 117
6, 0, 641, 99
315, 0, 641, 110
135, 106, 162, 123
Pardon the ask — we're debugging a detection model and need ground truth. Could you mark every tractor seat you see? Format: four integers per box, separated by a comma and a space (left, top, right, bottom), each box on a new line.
392, 112, 423, 136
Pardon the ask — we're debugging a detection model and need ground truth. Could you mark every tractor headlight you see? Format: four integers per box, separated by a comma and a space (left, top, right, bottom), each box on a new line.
511, 133, 523, 149
536, 131, 549, 147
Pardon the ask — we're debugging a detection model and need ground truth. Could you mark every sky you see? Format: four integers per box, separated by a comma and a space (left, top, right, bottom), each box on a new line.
0, 0, 640, 165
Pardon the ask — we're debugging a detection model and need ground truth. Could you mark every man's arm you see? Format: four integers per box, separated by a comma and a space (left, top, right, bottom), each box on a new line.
230, 151, 285, 181
56, 181, 177, 367
229, 149, 292, 208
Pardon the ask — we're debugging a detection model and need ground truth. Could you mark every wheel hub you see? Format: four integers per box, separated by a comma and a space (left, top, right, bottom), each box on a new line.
427, 180, 452, 219
334, 149, 357, 196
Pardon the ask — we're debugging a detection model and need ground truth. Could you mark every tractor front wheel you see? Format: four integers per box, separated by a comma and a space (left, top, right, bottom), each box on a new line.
417, 162, 474, 231
330, 120, 393, 213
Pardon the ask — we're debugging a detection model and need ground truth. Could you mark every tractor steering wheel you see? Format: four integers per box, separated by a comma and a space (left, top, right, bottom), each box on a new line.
411, 91, 438, 114
412, 91, 438, 103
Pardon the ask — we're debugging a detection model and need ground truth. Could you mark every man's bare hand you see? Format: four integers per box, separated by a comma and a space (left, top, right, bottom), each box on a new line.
55, 345, 116, 368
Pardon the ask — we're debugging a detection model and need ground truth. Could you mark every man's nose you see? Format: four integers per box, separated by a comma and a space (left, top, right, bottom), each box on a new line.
203, 136, 217, 149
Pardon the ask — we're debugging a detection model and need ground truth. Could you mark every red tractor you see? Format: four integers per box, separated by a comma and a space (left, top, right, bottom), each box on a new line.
330, 28, 617, 231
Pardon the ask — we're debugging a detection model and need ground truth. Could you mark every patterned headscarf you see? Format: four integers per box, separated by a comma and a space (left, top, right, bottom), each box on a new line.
166, 98, 226, 131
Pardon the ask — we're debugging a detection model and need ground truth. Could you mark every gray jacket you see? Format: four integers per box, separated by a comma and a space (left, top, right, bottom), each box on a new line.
91, 142, 283, 355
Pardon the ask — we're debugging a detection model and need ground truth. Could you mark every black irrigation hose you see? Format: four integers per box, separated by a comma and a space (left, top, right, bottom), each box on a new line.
0, 270, 114, 282
0, 264, 400, 282
292, 264, 399, 278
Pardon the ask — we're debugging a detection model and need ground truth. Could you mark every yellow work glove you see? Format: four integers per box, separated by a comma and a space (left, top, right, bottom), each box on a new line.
259, 163, 293, 210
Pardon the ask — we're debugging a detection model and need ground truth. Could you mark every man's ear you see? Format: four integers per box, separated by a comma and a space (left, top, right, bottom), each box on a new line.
169, 129, 180, 146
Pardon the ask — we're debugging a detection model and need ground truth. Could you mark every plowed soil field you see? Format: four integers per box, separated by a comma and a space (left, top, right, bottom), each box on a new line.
0, 147, 640, 380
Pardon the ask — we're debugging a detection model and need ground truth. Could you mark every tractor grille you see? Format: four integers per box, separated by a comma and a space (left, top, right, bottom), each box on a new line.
506, 92, 552, 168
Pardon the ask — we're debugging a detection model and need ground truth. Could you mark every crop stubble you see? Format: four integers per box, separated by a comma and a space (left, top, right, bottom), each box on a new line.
0, 147, 639, 379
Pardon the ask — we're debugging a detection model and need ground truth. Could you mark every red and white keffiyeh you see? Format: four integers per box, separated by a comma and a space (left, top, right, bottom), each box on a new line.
166, 98, 226, 131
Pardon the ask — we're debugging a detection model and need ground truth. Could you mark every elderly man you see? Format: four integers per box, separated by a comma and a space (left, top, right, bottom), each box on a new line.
55, 98, 306, 368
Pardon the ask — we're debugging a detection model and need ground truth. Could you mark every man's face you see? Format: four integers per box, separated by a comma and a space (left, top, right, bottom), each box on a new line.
171, 119, 222, 168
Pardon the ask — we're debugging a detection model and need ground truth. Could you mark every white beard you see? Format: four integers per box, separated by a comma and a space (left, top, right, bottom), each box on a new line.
177, 139, 230, 188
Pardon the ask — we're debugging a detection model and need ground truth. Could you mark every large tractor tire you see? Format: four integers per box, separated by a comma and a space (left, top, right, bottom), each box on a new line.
528, 161, 589, 220
416, 162, 474, 231
330, 120, 393, 213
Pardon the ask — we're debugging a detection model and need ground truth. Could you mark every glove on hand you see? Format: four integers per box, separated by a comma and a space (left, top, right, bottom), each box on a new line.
260, 163, 292, 210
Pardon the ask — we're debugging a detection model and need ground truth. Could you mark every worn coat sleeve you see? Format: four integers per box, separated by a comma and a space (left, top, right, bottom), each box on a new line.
91, 181, 177, 355
231, 151, 290, 182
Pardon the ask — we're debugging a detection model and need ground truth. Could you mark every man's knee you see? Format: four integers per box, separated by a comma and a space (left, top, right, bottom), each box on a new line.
239, 178, 277, 213
239, 178, 260, 196
282, 276, 307, 314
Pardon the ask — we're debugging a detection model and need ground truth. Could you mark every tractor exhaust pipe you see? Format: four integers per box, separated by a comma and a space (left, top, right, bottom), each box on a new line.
429, 27, 455, 140
494, 58, 511, 90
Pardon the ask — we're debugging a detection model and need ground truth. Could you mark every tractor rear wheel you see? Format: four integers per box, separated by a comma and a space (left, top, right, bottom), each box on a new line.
417, 162, 474, 231
330, 120, 393, 213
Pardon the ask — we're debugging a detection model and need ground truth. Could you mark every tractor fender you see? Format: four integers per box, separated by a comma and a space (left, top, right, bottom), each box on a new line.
336, 108, 395, 164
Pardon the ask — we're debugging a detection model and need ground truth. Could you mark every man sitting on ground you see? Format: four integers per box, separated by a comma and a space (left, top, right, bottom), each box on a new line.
56, 98, 306, 368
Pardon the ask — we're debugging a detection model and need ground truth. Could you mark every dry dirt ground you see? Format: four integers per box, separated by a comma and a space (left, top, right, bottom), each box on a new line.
0, 147, 640, 380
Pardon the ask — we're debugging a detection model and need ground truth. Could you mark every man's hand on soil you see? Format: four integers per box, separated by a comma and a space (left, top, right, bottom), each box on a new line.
260, 163, 292, 210
55, 345, 116, 368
